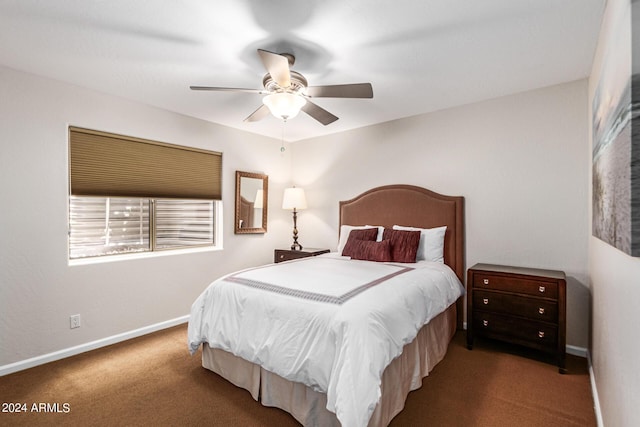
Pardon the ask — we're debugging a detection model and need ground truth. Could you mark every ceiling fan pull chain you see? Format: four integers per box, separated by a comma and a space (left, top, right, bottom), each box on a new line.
280, 120, 286, 153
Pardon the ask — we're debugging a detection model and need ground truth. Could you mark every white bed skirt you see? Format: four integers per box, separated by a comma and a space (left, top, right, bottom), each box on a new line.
201, 304, 457, 427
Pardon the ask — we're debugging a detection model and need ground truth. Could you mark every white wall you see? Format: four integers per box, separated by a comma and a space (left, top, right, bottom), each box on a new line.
589, 0, 640, 425
290, 80, 591, 350
0, 65, 293, 368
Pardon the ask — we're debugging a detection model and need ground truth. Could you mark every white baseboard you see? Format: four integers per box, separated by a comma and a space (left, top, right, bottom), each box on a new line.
0, 315, 189, 377
566, 344, 588, 358
587, 350, 604, 427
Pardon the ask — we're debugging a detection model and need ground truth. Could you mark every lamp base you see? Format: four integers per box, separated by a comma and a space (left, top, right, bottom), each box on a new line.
290, 208, 302, 251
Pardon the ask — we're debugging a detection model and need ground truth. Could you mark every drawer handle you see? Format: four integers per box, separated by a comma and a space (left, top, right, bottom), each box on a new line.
538, 307, 545, 315
483, 298, 489, 305
482, 320, 489, 327
538, 285, 546, 293
538, 331, 545, 338
483, 278, 489, 285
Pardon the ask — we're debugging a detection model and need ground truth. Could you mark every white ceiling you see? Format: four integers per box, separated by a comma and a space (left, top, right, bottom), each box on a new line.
0, 0, 604, 142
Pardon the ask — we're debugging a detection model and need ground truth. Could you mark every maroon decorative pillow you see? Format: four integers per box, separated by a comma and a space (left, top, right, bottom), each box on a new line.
382, 228, 421, 263
341, 228, 379, 257
348, 239, 393, 262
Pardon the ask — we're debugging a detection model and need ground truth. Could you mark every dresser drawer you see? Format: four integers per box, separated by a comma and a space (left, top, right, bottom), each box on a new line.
473, 273, 558, 299
472, 311, 557, 351
473, 290, 558, 323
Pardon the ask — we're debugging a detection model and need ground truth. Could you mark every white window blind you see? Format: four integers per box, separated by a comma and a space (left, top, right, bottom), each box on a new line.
155, 199, 214, 249
69, 197, 150, 259
69, 197, 216, 259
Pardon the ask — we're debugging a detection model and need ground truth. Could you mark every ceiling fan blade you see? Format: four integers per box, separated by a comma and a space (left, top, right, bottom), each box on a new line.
301, 101, 339, 126
190, 86, 263, 94
243, 104, 271, 122
305, 83, 373, 98
257, 49, 291, 88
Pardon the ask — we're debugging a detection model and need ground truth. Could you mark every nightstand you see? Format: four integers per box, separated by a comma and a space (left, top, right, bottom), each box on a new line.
274, 248, 330, 263
466, 263, 567, 373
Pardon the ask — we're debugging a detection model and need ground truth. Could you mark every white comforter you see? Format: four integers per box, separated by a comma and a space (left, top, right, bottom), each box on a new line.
188, 254, 464, 427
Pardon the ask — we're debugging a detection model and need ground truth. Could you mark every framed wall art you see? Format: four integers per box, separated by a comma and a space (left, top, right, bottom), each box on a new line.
592, 0, 640, 257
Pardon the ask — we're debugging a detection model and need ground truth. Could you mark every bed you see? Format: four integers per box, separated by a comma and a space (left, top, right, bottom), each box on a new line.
188, 185, 465, 427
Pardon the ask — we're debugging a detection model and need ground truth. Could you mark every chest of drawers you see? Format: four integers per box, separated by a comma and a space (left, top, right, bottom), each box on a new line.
466, 263, 566, 373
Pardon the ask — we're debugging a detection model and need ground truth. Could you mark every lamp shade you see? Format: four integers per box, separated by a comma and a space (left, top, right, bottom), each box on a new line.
282, 187, 307, 210
263, 93, 307, 120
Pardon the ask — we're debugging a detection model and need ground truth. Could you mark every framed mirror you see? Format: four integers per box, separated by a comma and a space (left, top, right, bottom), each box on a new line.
235, 171, 268, 234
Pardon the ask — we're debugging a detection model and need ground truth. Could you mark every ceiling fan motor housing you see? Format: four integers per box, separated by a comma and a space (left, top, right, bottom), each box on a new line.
263, 70, 308, 94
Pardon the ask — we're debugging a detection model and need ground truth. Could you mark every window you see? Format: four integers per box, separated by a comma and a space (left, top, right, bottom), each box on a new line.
68, 127, 222, 260
154, 199, 214, 249
69, 197, 216, 259
69, 197, 150, 259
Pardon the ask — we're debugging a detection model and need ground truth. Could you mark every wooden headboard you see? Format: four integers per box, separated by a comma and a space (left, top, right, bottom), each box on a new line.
339, 185, 465, 328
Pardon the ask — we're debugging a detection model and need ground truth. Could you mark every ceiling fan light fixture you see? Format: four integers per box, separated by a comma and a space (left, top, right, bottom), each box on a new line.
262, 93, 306, 120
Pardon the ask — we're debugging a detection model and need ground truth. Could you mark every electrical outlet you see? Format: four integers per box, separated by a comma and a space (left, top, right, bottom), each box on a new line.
70, 314, 81, 329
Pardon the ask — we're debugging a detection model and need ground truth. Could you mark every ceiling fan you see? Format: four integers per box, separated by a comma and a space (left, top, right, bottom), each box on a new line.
190, 49, 373, 126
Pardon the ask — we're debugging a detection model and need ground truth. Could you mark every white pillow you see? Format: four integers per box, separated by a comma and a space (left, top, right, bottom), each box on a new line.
366, 225, 385, 242
337, 225, 382, 254
392, 225, 447, 263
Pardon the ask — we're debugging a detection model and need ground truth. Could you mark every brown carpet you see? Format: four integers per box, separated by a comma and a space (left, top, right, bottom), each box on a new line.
0, 325, 596, 426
